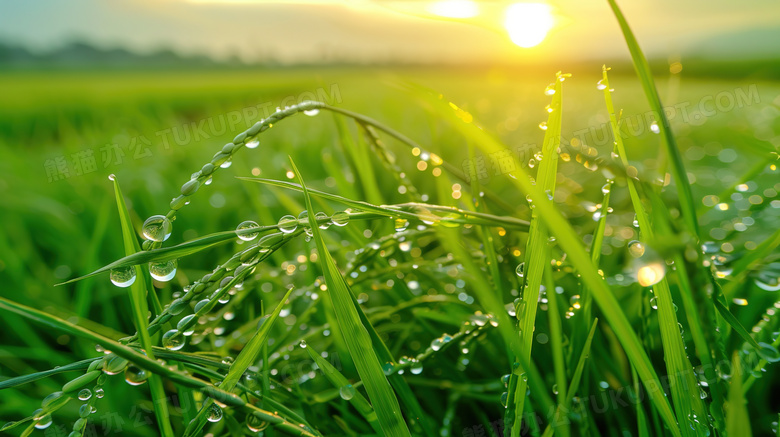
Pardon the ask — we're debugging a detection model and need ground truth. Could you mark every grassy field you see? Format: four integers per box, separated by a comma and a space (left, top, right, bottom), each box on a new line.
0, 59, 779, 437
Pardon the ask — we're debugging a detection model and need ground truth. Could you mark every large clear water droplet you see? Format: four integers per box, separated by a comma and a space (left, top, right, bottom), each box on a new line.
596, 79, 607, 90
339, 384, 356, 400
278, 215, 298, 233
207, 404, 223, 423
304, 108, 320, 116
236, 220, 259, 241
110, 266, 136, 288
637, 262, 665, 287
515, 263, 525, 278
315, 211, 330, 229
162, 329, 185, 351
124, 365, 148, 386
245, 139, 260, 149
431, 337, 444, 351
246, 413, 270, 432
331, 211, 349, 227
628, 240, 645, 258
78, 388, 92, 401
149, 260, 177, 282
142, 215, 172, 242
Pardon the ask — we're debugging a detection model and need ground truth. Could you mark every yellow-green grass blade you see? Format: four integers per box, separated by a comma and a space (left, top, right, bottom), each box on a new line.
606, 0, 698, 236
0, 358, 97, 390
56, 225, 275, 285
0, 297, 321, 437
238, 177, 530, 230
303, 342, 383, 435
290, 157, 412, 437
111, 175, 174, 437
422, 82, 680, 437
541, 319, 598, 437
601, 68, 704, 436
543, 263, 568, 437
513, 72, 564, 437
183, 287, 294, 437
726, 353, 752, 437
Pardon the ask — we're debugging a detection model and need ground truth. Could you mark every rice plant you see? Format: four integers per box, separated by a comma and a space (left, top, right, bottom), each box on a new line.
2, 2, 780, 437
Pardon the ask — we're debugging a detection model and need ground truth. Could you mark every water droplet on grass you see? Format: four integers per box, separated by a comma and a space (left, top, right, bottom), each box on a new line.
628, 240, 645, 258
207, 404, 223, 422
110, 267, 136, 288
331, 211, 349, 227
149, 260, 177, 282
162, 329, 185, 351
124, 365, 148, 386
278, 215, 298, 233
78, 389, 92, 401
236, 220, 259, 241
339, 384, 356, 400
142, 215, 172, 242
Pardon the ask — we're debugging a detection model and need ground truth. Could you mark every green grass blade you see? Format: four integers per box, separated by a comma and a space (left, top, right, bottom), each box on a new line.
513, 72, 564, 437
303, 342, 383, 435
0, 358, 97, 390
726, 353, 752, 437
289, 157, 412, 437
183, 287, 294, 437
238, 177, 529, 230
0, 297, 320, 437
56, 225, 276, 285
110, 175, 174, 437
605, 0, 698, 236
541, 319, 598, 437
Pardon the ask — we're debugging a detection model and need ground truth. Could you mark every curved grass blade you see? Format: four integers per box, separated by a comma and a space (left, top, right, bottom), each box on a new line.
0, 296, 321, 437
237, 177, 529, 230
422, 83, 680, 437
605, 0, 698, 236
303, 342, 383, 435
726, 353, 752, 437
111, 175, 174, 437
56, 225, 276, 286
0, 358, 98, 390
541, 319, 598, 437
290, 157, 412, 437
183, 287, 294, 437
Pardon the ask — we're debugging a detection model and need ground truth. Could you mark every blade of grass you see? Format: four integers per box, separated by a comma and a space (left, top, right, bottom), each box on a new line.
111, 175, 174, 437
726, 353, 752, 437
290, 157, 412, 437
513, 71, 565, 437
605, 0, 698, 236
303, 342, 383, 435
182, 286, 294, 437
541, 319, 598, 437
0, 296, 320, 437
422, 81, 680, 437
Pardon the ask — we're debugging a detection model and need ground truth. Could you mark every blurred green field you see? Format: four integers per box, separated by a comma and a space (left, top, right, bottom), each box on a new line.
1, 66, 779, 436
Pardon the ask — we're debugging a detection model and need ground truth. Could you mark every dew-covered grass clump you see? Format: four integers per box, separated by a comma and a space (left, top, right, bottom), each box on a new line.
2, 3, 780, 437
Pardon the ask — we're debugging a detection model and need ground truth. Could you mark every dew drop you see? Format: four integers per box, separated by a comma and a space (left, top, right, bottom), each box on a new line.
78, 389, 92, 401
538, 122, 548, 131
315, 211, 330, 229
124, 365, 148, 386
177, 314, 197, 336
149, 260, 177, 282
142, 215, 172, 242
515, 263, 525, 278
304, 108, 320, 116
331, 211, 349, 227
601, 183, 611, 195
628, 240, 645, 258
162, 329, 185, 351
278, 215, 298, 233
394, 218, 410, 232
596, 80, 607, 90
410, 361, 423, 375
207, 404, 223, 423
95, 387, 105, 399
430, 337, 444, 351
110, 267, 137, 288
246, 414, 270, 432
220, 159, 233, 169
339, 384, 356, 400
650, 122, 660, 134
245, 139, 260, 149
235, 220, 260, 241
34, 413, 52, 430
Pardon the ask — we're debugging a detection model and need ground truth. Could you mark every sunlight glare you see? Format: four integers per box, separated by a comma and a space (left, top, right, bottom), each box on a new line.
504, 3, 555, 48
427, 0, 480, 19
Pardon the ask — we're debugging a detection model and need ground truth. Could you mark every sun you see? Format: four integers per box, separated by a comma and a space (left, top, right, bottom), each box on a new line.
504, 3, 555, 48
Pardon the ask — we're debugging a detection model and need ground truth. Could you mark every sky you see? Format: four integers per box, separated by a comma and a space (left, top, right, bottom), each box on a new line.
0, 0, 778, 65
